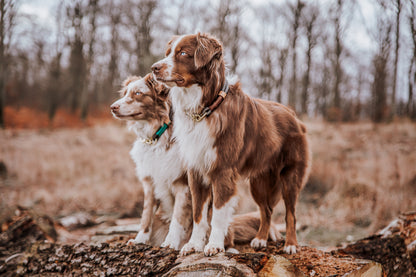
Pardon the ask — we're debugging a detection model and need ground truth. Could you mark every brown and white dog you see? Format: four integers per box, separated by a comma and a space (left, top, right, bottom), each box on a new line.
152, 33, 311, 256
111, 74, 192, 250
110, 73, 280, 251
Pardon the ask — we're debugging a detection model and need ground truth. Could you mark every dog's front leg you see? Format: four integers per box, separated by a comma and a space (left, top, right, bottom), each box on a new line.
204, 170, 238, 256
128, 177, 155, 245
161, 182, 192, 250
180, 170, 211, 256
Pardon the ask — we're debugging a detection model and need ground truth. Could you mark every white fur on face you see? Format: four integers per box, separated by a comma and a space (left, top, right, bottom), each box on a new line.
111, 79, 150, 118
204, 196, 239, 256
156, 35, 186, 86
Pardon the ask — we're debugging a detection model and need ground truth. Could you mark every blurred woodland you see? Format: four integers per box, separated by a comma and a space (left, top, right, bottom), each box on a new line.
1, 0, 416, 128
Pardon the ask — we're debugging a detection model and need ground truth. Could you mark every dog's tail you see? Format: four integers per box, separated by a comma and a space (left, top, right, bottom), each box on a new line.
226, 212, 281, 248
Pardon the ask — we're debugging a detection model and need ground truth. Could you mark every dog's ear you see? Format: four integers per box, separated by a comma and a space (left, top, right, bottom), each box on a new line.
122, 76, 140, 87
194, 33, 223, 69
145, 74, 170, 99
157, 85, 170, 100
119, 76, 140, 96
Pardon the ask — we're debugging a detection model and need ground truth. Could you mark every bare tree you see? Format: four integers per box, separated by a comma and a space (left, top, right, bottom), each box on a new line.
332, 0, 344, 113
391, 0, 402, 117
67, 1, 87, 113
287, 0, 304, 112
300, 2, 319, 116
210, 0, 246, 75
257, 40, 277, 99
316, 55, 332, 118
228, 13, 243, 74
126, 0, 158, 76
106, 0, 120, 99
408, 0, 416, 118
47, 1, 65, 121
372, 17, 392, 123
80, 0, 99, 120
277, 48, 289, 103
0, 0, 18, 128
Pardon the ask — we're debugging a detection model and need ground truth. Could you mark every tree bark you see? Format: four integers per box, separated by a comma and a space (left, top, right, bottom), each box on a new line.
0, 208, 398, 277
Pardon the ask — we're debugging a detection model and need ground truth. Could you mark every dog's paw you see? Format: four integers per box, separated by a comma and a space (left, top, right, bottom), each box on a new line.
283, 244, 297, 254
127, 238, 147, 246
180, 241, 203, 256
250, 237, 267, 249
128, 231, 150, 245
127, 239, 137, 246
204, 242, 224, 256
161, 239, 180, 250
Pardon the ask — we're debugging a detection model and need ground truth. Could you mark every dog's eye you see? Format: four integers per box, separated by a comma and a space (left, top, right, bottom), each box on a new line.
180, 51, 187, 56
135, 92, 141, 96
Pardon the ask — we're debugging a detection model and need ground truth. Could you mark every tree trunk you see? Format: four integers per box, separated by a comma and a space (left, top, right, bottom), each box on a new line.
134, 0, 157, 77
277, 48, 288, 103
408, 2, 416, 118
0, 0, 6, 128
80, 0, 99, 121
0, 207, 399, 277
391, 0, 402, 118
47, 53, 62, 121
333, 0, 343, 113
288, 0, 304, 112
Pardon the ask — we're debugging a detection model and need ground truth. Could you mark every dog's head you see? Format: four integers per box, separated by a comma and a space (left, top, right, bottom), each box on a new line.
110, 73, 170, 122
151, 33, 224, 88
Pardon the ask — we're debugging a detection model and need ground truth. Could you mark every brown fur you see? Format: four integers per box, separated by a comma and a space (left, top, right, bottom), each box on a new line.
152, 33, 311, 253
111, 73, 280, 250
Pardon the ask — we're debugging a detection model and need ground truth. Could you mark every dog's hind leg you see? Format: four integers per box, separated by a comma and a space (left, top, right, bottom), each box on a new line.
249, 170, 281, 249
280, 163, 304, 254
280, 133, 311, 254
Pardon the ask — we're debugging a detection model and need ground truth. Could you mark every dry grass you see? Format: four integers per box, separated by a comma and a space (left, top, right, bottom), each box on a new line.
297, 120, 416, 246
1, 120, 416, 247
0, 122, 140, 217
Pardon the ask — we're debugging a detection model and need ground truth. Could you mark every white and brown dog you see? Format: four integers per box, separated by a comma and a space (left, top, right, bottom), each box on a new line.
152, 33, 311, 256
110, 73, 280, 251
111, 74, 191, 250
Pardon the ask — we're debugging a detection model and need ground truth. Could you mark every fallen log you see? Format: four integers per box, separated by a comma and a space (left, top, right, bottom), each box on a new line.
6, 208, 416, 276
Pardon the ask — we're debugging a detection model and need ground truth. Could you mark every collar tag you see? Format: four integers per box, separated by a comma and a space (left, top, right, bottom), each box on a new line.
140, 121, 171, 145
186, 80, 229, 122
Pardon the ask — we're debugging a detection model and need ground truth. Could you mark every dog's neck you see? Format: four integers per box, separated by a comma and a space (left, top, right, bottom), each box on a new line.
128, 119, 171, 146
170, 85, 204, 114
170, 76, 227, 116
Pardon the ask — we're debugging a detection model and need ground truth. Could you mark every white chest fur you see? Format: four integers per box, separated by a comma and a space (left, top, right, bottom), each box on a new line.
130, 135, 184, 217
170, 85, 217, 178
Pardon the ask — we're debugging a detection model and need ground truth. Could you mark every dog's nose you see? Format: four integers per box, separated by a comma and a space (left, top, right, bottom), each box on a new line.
151, 62, 162, 73
110, 104, 119, 112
